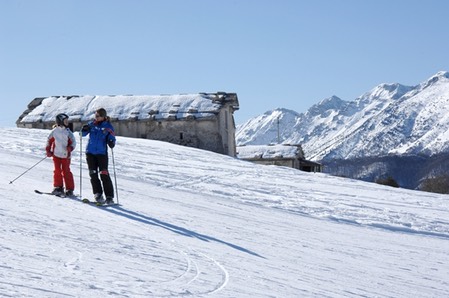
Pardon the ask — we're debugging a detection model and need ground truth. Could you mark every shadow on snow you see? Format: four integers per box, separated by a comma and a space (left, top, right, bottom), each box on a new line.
101, 205, 265, 259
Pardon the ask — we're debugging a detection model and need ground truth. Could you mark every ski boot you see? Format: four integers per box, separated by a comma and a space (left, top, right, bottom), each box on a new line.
94, 193, 105, 204
51, 187, 64, 196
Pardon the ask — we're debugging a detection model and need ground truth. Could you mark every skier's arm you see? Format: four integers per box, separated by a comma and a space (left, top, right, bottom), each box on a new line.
105, 124, 116, 148
81, 122, 93, 137
68, 130, 77, 150
46, 130, 55, 157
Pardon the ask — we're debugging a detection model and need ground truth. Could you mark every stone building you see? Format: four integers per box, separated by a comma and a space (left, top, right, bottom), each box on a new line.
17, 92, 239, 156
237, 144, 322, 172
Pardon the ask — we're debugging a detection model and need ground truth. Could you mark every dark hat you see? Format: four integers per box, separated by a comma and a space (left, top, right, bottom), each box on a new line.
56, 113, 69, 126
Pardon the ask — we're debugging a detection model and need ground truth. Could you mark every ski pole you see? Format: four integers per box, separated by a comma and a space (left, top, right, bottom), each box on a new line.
9, 156, 47, 184
111, 147, 119, 204
79, 130, 83, 198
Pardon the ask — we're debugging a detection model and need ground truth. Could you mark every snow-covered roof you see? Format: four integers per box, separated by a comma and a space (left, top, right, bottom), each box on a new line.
20, 93, 239, 123
237, 144, 302, 159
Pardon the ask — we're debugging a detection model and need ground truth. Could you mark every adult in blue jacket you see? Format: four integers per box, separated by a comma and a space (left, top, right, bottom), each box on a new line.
81, 108, 116, 204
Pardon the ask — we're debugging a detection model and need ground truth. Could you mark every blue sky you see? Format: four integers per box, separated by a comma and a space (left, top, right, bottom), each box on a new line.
1, 0, 449, 127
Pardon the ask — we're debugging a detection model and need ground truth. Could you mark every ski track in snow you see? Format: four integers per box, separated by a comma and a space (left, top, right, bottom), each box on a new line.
1, 127, 449, 297
118, 145, 449, 239
1, 193, 229, 297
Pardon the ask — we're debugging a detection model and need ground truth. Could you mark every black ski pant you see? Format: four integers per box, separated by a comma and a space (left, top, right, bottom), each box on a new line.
86, 153, 114, 198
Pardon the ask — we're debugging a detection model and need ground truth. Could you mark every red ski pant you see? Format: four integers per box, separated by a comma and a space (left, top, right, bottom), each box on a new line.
52, 157, 75, 191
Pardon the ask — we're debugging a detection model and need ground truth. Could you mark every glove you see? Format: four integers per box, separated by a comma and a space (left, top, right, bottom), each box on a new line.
46, 149, 53, 157
108, 139, 115, 149
82, 124, 90, 132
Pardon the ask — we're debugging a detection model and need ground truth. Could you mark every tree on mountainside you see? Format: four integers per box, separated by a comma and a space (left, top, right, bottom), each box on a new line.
375, 176, 400, 188
420, 175, 449, 194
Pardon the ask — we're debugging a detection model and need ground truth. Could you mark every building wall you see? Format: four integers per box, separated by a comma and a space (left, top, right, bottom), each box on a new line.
242, 158, 322, 172
246, 159, 296, 168
112, 117, 226, 154
17, 111, 236, 156
217, 106, 238, 156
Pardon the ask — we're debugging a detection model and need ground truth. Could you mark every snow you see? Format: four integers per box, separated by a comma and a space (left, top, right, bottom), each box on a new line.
236, 71, 449, 160
237, 144, 301, 159
2, 127, 449, 297
20, 94, 223, 123
235, 108, 302, 146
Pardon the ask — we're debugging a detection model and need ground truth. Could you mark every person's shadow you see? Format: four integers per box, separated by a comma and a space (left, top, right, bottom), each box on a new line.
100, 205, 265, 258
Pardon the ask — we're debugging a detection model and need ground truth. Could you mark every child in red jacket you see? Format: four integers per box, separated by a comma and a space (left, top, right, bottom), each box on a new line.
46, 113, 77, 196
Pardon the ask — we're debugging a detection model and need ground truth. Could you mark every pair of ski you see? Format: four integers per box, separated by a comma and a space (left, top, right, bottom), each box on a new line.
81, 198, 118, 207
34, 190, 118, 207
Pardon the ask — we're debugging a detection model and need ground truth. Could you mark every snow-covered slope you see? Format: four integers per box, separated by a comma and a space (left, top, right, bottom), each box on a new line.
236, 71, 449, 161
2, 127, 449, 297
235, 108, 303, 146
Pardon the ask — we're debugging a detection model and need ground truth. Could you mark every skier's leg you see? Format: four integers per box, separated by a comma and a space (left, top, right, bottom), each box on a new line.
61, 158, 75, 192
53, 157, 63, 189
98, 154, 114, 199
86, 154, 103, 195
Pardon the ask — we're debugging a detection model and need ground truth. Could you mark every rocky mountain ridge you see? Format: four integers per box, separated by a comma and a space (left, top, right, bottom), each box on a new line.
236, 71, 449, 189
237, 71, 449, 161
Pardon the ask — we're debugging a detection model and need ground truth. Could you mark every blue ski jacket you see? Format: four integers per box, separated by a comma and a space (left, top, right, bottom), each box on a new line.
82, 120, 116, 155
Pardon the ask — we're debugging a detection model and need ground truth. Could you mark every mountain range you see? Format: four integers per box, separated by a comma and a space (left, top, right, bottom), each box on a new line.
236, 71, 449, 189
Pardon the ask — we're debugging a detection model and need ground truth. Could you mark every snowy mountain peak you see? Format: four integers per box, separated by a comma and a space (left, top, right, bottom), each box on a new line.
431, 70, 449, 79
358, 82, 414, 102
236, 108, 301, 145
319, 95, 344, 105
264, 107, 300, 118
236, 71, 449, 159
306, 96, 346, 117
419, 70, 449, 90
